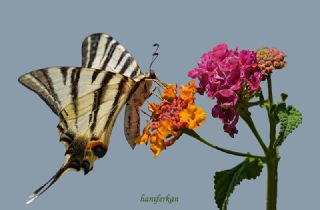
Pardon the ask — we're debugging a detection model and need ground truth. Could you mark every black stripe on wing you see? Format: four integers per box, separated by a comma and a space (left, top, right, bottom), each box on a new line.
70, 69, 81, 129
82, 34, 101, 68
130, 65, 140, 78
19, 70, 62, 115
19, 73, 59, 115
119, 57, 133, 74
115, 50, 128, 69
89, 73, 114, 132
42, 70, 61, 106
60, 67, 69, 85
103, 76, 128, 130
19, 67, 113, 116
101, 41, 119, 70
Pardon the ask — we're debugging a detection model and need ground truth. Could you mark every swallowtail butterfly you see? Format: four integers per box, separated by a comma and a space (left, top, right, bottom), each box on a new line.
19, 33, 158, 203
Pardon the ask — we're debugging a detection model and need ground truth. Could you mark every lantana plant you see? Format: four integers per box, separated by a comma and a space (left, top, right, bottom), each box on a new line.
136, 43, 302, 210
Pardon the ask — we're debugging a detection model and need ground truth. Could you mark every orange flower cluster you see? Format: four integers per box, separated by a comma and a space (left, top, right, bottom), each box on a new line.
135, 80, 206, 158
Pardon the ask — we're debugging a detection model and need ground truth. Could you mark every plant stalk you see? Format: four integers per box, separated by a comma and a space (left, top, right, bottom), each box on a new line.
267, 75, 277, 148
266, 75, 279, 210
266, 151, 279, 210
183, 129, 265, 160
240, 112, 269, 156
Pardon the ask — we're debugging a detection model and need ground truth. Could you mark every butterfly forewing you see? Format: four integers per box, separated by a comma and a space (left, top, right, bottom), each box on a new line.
19, 67, 135, 145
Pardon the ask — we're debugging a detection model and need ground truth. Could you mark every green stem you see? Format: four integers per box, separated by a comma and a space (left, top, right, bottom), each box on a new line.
240, 112, 269, 156
248, 100, 268, 107
266, 151, 280, 210
266, 75, 279, 210
267, 76, 277, 149
183, 129, 265, 160
267, 76, 273, 106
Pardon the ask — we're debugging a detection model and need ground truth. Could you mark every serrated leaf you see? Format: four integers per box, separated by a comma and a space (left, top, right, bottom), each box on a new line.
214, 158, 263, 210
275, 105, 302, 147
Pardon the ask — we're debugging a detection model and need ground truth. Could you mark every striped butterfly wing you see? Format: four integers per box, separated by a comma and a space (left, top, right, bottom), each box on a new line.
20, 67, 136, 203
19, 67, 135, 148
82, 33, 141, 77
82, 33, 150, 149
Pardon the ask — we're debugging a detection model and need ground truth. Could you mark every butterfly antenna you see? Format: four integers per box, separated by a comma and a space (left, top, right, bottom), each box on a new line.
140, 108, 151, 117
156, 86, 163, 98
149, 43, 160, 74
26, 163, 69, 204
150, 87, 162, 100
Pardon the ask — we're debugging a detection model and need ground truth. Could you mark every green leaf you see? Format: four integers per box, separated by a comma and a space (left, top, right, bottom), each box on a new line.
214, 158, 264, 210
274, 105, 302, 147
273, 102, 285, 124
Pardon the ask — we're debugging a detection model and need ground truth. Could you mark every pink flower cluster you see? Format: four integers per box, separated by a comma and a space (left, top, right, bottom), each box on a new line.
188, 43, 262, 137
257, 47, 286, 74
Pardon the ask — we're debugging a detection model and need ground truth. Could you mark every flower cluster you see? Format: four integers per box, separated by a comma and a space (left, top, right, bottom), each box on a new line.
188, 43, 286, 137
135, 81, 206, 158
257, 47, 286, 74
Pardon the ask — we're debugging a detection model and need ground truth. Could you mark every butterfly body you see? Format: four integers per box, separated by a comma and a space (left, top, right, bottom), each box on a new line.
19, 33, 157, 203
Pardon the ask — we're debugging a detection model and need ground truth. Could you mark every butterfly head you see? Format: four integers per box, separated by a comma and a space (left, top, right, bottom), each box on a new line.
149, 69, 157, 80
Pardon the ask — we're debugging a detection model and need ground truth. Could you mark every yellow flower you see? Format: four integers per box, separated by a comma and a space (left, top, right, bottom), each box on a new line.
148, 103, 161, 118
179, 104, 206, 129
161, 84, 177, 101
135, 120, 151, 144
150, 134, 166, 158
156, 119, 173, 139
180, 80, 197, 102
148, 103, 159, 112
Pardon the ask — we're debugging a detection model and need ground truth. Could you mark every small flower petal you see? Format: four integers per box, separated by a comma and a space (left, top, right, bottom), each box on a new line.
180, 80, 197, 102
135, 120, 151, 144
161, 84, 177, 101
180, 104, 206, 129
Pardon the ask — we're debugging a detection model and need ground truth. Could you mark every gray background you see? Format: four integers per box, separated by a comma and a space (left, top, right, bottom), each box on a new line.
0, 0, 318, 209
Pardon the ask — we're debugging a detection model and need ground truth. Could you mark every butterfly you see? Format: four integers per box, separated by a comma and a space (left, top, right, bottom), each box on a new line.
19, 33, 159, 204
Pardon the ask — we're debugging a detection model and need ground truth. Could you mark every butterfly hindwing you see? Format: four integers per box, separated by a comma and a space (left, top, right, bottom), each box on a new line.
124, 77, 154, 149
82, 33, 141, 78
124, 104, 140, 149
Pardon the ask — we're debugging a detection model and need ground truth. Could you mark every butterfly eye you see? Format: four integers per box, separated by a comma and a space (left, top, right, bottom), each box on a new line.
81, 160, 91, 175
69, 160, 81, 171
92, 145, 107, 158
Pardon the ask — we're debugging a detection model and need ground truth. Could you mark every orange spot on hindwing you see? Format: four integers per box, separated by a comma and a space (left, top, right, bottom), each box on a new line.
86, 140, 108, 158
